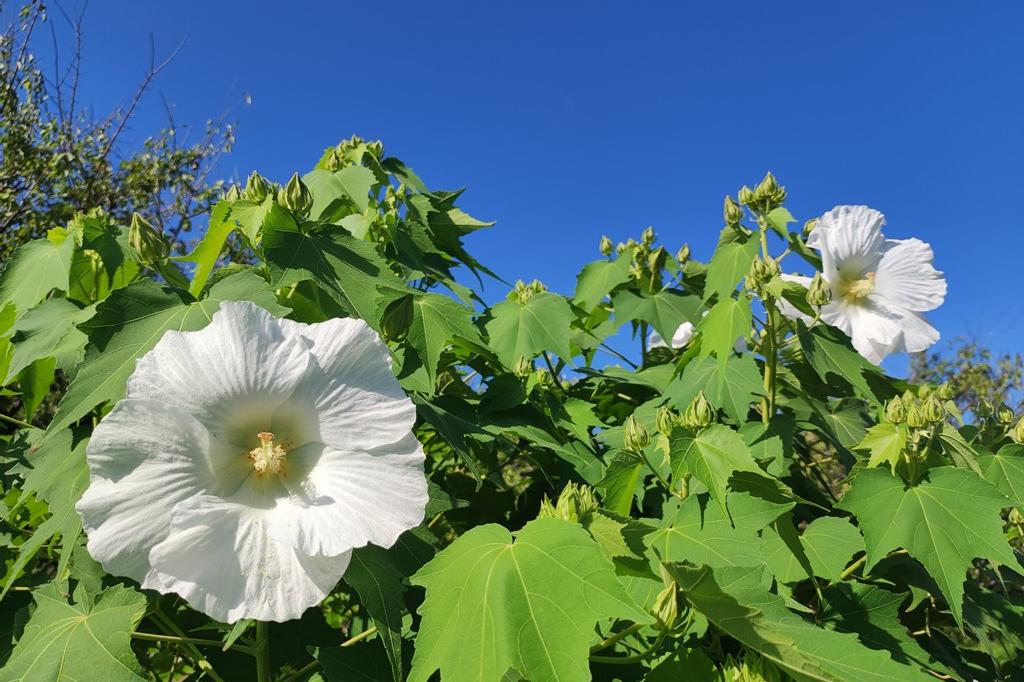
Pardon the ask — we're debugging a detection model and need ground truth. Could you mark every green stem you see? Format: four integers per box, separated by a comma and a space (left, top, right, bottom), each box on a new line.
131, 631, 251, 653
0, 412, 33, 430
149, 609, 229, 682
589, 622, 644, 654
341, 625, 378, 647
839, 553, 867, 580
280, 658, 320, 682
590, 631, 665, 664
255, 621, 271, 682
635, 446, 681, 499
757, 216, 778, 424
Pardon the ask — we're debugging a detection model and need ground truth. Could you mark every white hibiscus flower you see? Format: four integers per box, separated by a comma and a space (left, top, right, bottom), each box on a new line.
649, 321, 696, 349
76, 301, 427, 623
779, 205, 946, 364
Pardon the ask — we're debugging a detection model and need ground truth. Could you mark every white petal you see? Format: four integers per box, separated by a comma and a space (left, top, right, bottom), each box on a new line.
126, 301, 314, 448
670, 322, 696, 348
269, 433, 428, 556
821, 298, 938, 364
874, 238, 946, 312
808, 205, 886, 280
77, 399, 239, 586
280, 317, 416, 451
149, 495, 349, 623
775, 274, 814, 323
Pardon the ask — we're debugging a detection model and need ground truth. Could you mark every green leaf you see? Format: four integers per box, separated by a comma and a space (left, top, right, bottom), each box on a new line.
596, 449, 643, 515
318, 642, 395, 681
647, 492, 788, 568
304, 166, 376, 217
6, 298, 92, 382
0, 583, 147, 681
173, 200, 236, 296
263, 222, 406, 328
703, 229, 760, 302
409, 518, 649, 682
696, 297, 750, 364
4, 429, 89, 596
667, 354, 762, 424
573, 255, 632, 311
484, 292, 573, 366
669, 424, 774, 518
0, 230, 77, 313
934, 424, 982, 475
345, 547, 408, 682
612, 289, 702, 342
839, 466, 1019, 626
979, 443, 1024, 507
765, 207, 797, 237
42, 272, 285, 442
405, 292, 481, 386
798, 323, 881, 403
18, 356, 55, 421
857, 422, 907, 473
801, 516, 866, 582
666, 563, 931, 681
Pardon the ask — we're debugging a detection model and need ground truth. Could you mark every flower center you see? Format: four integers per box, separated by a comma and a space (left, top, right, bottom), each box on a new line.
840, 272, 875, 302
248, 431, 289, 476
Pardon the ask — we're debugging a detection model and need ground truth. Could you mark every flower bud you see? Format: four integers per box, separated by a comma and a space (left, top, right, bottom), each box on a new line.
802, 219, 816, 238
885, 396, 907, 424
277, 172, 314, 217
615, 241, 627, 255
922, 394, 945, 424
127, 212, 170, 267
656, 405, 680, 437
366, 140, 384, 158
325, 148, 344, 171
737, 185, 755, 206
552, 482, 598, 524
223, 184, 241, 202
623, 414, 651, 453
723, 195, 744, 225
997, 404, 1015, 424
599, 235, 613, 256
677, 243, 691, 264
754, 171, 780, 199
641, 226, 656, 246
648, 246, 668, 273
683, 391, 715, 431
763, 258, 780, 278
906, 400, 926, 429
513, 356, 533, 378
918, 384, 933, 399
1011, 416, 1024, 445
976, 399, 994, 418
244, 171, 273, 203
936, 382, 955, 401
380, 295, 414, 342
806, 272, 833, 307
651, 582, 680, 631
747, 257, 771, 288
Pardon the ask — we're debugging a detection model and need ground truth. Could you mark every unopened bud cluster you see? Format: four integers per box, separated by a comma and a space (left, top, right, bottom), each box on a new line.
278, 172, 314, 217
512, 279, 547, 305
244, 171, 273, 203
682, 391, 714, 431
623, 414, 651, 452
538, 482, 598, 524
1010, 415, 1024, 445
746, 256, 779, 292
127, 213, 170, 267
738, 172, 787, 213
806, 272, 832, 307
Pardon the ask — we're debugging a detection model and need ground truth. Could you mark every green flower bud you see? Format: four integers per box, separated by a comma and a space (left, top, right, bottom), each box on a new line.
885, 396, 907, 424
599, 235, 613, 256
244, 171, 273, 203
1011, 416, 1024, 445
737, 185, 755, 206
623, 414, 651, 453
723, 195, 744, 224
552, 482, 598, 524
533, 367, 553, 387
997, 404, 1015, 424
537, 496, 558, 519
380, 295, 414, 342
647, 246, 667, 273
325, 148, 344, 171
651, 582, 680, 631
683, 391, 715, 431
918, 384, 933, 399
223, 184, 241, 202
906, 400, 926, 429
747, 256, 771, 288
277, 172, 314, 217
641, 226, 656, 246
802, 219, 816, 238
127, 212, 170, 267
754, 171, 780, 199
366, 139, 385, 158
656, 405, 680, 437
806, 272, 833, 307
615, 241, 627, 255
976, 399, 994, 418
922, 394, 945, 424
513, 356, 533, 378
763, 257, 780, 278
677, 243, 691, 264
936, 381, 955, 401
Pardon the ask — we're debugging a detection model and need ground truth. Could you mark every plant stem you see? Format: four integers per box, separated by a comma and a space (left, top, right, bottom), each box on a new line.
590, 631, 665, 664
589, 622, 644, 654
132, 631, 245, 650
280, 658, 320, 682
148, 609, 229, 682
341, 625, 378, 647
635, 446, 681, 499
757, 216, 778, 424
255, 621, 271, 682
839, 553, 867, 580
0, 412, 33, 430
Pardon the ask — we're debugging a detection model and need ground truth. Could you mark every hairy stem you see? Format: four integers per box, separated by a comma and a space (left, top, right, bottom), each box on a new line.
255, 621, 271, 682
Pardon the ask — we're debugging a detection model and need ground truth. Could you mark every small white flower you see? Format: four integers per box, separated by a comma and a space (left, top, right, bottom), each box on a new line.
76, 302, 427, 623
649, 321, 697, 350
778, 205, 946, 364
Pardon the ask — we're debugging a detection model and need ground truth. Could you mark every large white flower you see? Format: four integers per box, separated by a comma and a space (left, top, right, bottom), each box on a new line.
76, 301, 427, 623
778, 205, 946, 364
649, 321, 696, 349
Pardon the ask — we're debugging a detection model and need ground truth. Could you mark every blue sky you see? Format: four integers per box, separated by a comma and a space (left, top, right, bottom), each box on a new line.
41, 1, 1024, 372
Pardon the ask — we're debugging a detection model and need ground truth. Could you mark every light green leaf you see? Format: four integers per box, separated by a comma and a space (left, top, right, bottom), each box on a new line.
612, 289, 702, 342
647, 492, 788, 568
934, 424, 982, 474
6, 298, 92, 382
669, 424, 774, 518
765, 207, 797, 236
484, 292, 573, 366
666, 563, 931, 681
696, 297, 750, 364
173, 200, 236, 296
596, 449, 643, 515
857, 422, 907, 473
839, 466, 1019, 626
42, 273, 285, 442
979, 443, 1024, 508
304, 166, 376, 217
405, 292, 481, 386
801, 517, 866, 582
0, 583, 147, 681
0, 230, 77, 313
703, 229, 760, 302
409, 518, 650, 682
798, 323, 881, 403
573, 255, 632, 311
667, 354, 762, 424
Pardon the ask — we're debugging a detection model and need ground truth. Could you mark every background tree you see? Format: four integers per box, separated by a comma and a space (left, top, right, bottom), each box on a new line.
912, 338, 1024, 415
0, 0, 233, 259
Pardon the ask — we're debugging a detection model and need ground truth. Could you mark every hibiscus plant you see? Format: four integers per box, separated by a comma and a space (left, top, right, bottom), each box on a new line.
0, 138, 1022, 681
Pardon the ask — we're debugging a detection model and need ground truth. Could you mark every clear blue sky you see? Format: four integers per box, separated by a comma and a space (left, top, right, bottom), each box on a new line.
45, 1, 1024, 371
